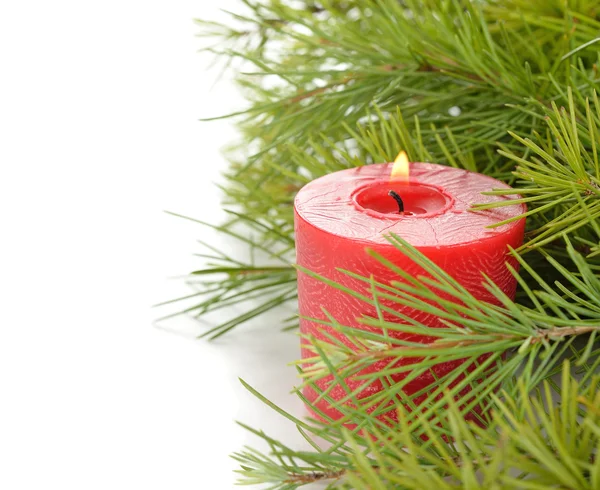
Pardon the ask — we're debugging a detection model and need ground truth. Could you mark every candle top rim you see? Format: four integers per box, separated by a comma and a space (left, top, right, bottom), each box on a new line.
294, 162, 526, 248
351, 180, 455, 219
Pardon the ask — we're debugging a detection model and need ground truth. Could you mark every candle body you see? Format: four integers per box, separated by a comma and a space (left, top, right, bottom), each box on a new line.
294, 163, 526, 423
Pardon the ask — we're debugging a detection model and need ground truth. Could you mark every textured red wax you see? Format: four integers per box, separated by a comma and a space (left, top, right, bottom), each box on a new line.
294, 162, 526, 423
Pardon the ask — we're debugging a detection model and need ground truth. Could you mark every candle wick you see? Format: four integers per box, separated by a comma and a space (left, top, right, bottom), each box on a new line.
388, 190, 404, 213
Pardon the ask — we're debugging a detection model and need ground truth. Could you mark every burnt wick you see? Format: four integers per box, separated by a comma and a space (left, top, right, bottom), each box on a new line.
388, 190, 405, 213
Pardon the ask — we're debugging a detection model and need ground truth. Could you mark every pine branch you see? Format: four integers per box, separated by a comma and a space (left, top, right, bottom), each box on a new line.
176, 2, 600, 485
228, 236, 599, 488
157, 212, 297, 336
476, 88, 600, 251
173, 84, 600, 336
234, 361, 600, 489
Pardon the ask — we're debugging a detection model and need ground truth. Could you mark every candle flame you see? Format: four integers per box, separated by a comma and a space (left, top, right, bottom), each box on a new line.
390, 151, 410, 181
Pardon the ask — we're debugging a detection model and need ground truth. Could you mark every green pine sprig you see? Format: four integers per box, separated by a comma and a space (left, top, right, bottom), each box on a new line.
165, 2, 600, 487
233, 361, 600, 489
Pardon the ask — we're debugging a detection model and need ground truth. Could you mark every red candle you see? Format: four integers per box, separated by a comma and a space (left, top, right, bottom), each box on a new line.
294, 157, 526, 424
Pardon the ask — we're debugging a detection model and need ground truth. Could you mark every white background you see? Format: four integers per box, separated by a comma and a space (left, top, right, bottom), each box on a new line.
1, 1, 306, 488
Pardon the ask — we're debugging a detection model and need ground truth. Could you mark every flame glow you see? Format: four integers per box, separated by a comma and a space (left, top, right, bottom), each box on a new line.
390, 151, 410, 181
